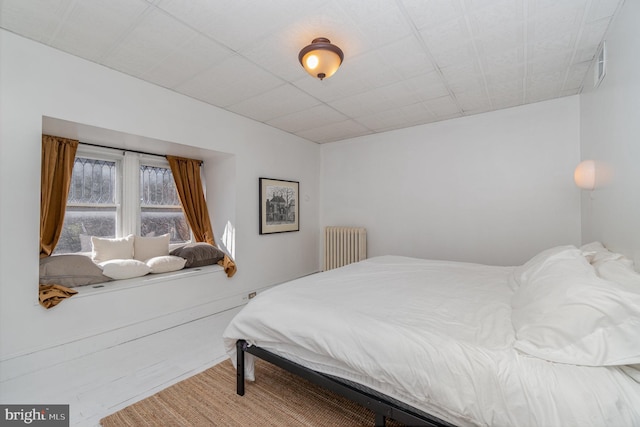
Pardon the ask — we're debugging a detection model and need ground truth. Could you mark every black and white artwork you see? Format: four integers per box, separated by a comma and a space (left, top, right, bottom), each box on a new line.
259, 178, 299, 234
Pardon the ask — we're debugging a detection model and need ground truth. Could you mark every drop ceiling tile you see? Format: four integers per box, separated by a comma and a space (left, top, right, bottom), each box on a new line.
529, 3, 585, 40
339, 49, 400, 87
355, 102, 436, 132
292, 74, 369, 104
563, 61, 591, 90
455, 88, 491, 112
490, 95, 524, 110
463, 0, 515, 13
266, 105, 349, 134
102, 8, 197, 77
484, 65, 525, 86
487, 78, 524, 98
585, 0, 622, 22
576, 18, 610, 54
526, 71, 564, 98
440, 63, 484, 94
528, 53, 572, 75
328, 88, 397, 118
525, 87, 559, 103
529, 31, 575, 61
296, 120, 372, 144
467, 1, 524, 37
157, 0, 321, 51
0, 0, 73, 43
143, 34, 234, 89
403, 71, 451, 101
375, 36, 436, 79
226, 84, 321, 123
175, 55, 283, 107
348, 3, 412, 48
480, 46, 525, 70
327, 79, 426, 118
419, 16, 471, 50
48, 0, 150, 62
422, 95, 461, 117
475, 24, 524, 53
337, 0, 397, 22
400, 0, 464, 30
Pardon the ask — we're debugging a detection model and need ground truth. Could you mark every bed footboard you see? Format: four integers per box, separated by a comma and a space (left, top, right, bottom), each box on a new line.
234, 339, 454, 427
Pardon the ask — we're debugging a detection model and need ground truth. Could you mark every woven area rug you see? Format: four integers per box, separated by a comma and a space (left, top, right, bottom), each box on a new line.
100, 358, 404, 426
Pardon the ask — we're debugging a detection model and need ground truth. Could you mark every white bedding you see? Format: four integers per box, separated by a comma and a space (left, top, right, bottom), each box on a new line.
223, 255, 640, 427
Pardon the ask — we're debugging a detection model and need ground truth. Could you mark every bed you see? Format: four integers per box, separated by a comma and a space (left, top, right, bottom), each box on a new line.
223, 244, 640, 426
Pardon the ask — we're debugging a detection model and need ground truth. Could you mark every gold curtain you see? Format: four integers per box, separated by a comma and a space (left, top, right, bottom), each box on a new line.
40, 135, 78, 258
167, 155, 237, 278
39, 135, 79, 309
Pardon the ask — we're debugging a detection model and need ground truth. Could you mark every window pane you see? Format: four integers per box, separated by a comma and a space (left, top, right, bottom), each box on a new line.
140, 165, 190, 243
68, 158, 116, 204
140, 208, 191, 242
54, 208, 116, 254
54, 157, 117, 254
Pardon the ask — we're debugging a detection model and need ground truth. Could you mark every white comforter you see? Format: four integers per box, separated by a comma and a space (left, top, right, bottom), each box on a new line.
223, 256, 640, 427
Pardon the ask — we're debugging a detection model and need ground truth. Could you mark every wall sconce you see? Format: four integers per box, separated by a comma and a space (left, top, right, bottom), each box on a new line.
298, 37, 344, 80
574, 160, 596, 190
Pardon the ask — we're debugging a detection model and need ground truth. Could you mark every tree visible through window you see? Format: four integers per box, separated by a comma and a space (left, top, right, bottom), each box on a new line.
139, 165, 190, 242
55, 157, 117, 253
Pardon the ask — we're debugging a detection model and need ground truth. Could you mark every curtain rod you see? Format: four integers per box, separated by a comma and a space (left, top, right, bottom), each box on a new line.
79, 141, 203, 165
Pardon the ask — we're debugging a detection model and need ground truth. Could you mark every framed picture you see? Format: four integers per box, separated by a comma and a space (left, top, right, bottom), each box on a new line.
259, 178, 299, 234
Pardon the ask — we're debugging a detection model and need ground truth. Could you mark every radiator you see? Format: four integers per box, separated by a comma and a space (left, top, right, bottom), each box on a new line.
323, 226, 367, 271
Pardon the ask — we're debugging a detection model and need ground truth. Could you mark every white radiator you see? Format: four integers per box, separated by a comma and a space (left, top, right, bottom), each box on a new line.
323, 226, 367, 271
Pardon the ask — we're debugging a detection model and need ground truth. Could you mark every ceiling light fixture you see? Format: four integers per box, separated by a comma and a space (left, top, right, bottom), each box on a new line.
298, 37, 344, 80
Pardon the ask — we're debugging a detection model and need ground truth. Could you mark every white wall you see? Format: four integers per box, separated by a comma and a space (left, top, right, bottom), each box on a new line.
0, 30, 320, 361
321, 96, 582, 266
580, 0, 640, 268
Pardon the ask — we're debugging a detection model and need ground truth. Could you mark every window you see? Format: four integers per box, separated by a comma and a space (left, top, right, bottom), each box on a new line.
139, 163, 190, 242
54, 145, 191, 254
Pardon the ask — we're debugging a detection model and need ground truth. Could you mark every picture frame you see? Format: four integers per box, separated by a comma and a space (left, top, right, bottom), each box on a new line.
259, 178, 300, 234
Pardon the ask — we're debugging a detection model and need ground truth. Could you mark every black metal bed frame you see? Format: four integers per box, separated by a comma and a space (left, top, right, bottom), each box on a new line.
236, 339, 455, 427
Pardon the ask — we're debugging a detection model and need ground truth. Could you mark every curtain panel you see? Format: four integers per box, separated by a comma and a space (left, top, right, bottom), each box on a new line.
40, 135, 78, 258
167, 155, 236, 277
39, 135, 79, 308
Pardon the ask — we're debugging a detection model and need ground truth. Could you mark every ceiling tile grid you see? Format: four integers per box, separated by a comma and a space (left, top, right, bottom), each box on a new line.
0, 0, 626, 143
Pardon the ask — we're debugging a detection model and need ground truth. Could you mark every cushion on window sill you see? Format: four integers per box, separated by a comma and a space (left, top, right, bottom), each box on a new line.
99, 259, 150, 280
40, 254, 112, 288
91, 235, 134, 262
146, 255, 186, 274
134, 233, 170, 261
170, 242, 225, 268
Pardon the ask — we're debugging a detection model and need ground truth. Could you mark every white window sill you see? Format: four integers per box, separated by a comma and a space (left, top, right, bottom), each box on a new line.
72, 264, 225, 299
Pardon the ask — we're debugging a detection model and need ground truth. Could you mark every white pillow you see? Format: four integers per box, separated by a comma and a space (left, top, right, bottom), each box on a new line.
99, 259, 150, 280
509, 245, 576, 289
134, 234, 170, 261
593, 258, 640, 288
580, 241, 627, 264
146, 255, 186, 274
91, 235, 134, 262
580, 241, 640, 287
511, 246, 640, 366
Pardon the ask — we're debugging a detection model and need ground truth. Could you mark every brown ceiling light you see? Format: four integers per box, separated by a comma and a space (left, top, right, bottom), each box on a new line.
298, 37, 344, 80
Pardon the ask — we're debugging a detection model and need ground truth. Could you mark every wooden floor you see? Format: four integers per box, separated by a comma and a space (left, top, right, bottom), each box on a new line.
0, 306, 242, 426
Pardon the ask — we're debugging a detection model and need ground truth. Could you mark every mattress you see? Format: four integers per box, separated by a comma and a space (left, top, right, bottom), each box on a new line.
223, 255, 640, 427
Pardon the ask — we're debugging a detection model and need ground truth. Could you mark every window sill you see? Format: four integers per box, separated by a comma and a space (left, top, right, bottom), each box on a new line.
72, 264, 225, 299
